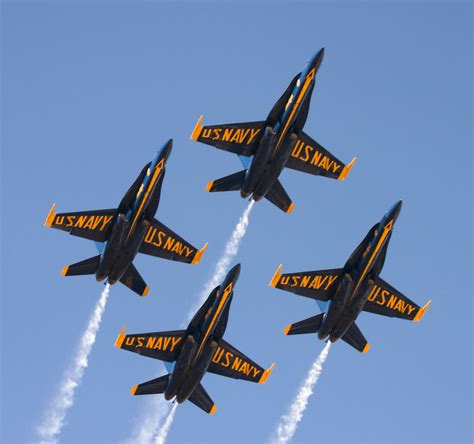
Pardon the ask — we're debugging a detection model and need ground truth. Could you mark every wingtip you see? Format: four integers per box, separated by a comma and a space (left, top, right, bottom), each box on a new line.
44, 203, 56, 227
283, 324, 292, 336
206, 180, 214, 193
192, 242, 208, 265
413, 300, 432, 322
130, 384, 138, 396
259, 363, 275, 384
269, 264, 283, 288
60, 265, 69, 276
115, 326, 126, 348
190, 115, 204, 141
209, 404, 217, 415
362, 343, 371, 353
141, 286, 150, 297
286, 202, 295, 214
338, 157, 357, 181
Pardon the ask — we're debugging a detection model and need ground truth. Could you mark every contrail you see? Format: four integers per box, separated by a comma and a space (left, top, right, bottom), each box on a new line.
130, 200, 255, 444
187, 199, 255, 320
37, 284, 111, 444
273, 341, 332, 444
154, 403, 178, 444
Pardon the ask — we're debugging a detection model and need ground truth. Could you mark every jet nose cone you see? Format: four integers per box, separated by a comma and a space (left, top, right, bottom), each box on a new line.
159, 138, 173, 162
312, 47, 325, 71
227, 263, 241, 283
387, 200, 403, 221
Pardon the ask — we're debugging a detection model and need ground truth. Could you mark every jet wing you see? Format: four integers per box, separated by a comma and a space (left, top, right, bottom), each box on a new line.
363, 277, 431, 322
44, 204, 116, 242
207, 339, 274, 384
139, 218, 207, 265
286, 131, 356, 180
190, 116, 265, 157
115, 327, 185, 362
270, 265, 342, 302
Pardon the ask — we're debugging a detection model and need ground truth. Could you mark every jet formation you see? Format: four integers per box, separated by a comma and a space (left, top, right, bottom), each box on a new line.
44, 139, 207, 296
115, 264, 274, 413
270, 201, 431, 352
191, 48, 356, 213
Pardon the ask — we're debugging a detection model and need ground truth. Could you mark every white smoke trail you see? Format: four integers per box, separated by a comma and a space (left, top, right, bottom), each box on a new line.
37, 284, 111, 444
127, 396, 170, 444
131, 201, 255, 444
187, 199, 255, 320
154, 403, 178, 444
273, 341, 332, 444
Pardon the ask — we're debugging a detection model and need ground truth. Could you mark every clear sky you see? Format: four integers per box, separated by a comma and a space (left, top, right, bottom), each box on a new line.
2, 1, 472, 443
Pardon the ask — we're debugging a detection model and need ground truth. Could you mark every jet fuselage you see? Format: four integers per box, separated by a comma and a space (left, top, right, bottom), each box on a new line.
318, 201, 403, 342
95, 141, 172, 284
164, 264, 241, 403
241, 49, 324, 201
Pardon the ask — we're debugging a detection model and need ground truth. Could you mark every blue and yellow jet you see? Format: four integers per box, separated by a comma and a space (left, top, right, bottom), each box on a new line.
44, 139, 208, 296
191, 48, 356, 213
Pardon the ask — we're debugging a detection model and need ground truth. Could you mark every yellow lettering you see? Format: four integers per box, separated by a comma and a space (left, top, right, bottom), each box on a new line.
281, 276, 290, 286
311, 150, 322, 166
222, 128, 233, 142
146, 337, 156, 348
326, 275, 338, 289
66, 216, 74, 227
170, 336, 182, 352
231, 357, 242, 371
202, 128, 212, 139
154, 337, 163, 350
83, 216, 95, 229
100, 215, 113, 231
247, 128, 261, 144
125, 337, 135, 346
75, 215, 87, 228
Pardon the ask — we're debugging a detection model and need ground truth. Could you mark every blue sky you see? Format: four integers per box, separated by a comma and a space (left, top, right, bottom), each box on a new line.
2, 1, 472, 443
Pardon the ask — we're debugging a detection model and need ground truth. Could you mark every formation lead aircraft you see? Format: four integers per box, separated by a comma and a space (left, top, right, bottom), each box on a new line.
190, 48, 356, 213
115, 264, 274, 414
270, 201, 431, 352
44, 140, 207, 296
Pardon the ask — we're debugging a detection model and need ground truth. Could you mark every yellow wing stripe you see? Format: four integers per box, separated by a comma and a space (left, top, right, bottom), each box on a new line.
44, 203, 56, 227
190, 115, 204, 141
269, 264, 283, 288
191, 243, 208, 265
413, 300, 432, 322
115, 326, 126, 348
338, 157, 357, 181
258, 363, 275, 384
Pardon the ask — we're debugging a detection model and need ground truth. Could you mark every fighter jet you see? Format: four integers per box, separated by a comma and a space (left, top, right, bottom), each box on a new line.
270, 201, 431, 352
190, 48, 356, 213
115, 264, 275, 414
44, 139, 207, 296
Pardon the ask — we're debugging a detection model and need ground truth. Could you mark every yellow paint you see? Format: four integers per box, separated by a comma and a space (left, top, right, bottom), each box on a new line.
258, 363, 275, 384
362, 343, 371, 353
338, 157, 357, 181
115, 326, 126, 348
283, 324, 292, 335
127, 159, 164, 240
413, 300, 432, 322
209, 404, 217, 415
190, 115, 204, 141
206, 180, 214, 192
191, 242, 208, 265
142, 286, 150, 297
44, 203, 56, 227
130, 385, 138, 395
286, 202, 295, 214
352, 218, 394, 298
274, 68, 315, 154
194, 283, 233, 362
60, 266, 69, 276
269, 264, 283, 288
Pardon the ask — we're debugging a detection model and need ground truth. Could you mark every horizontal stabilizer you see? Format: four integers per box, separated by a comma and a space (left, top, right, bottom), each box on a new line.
188, 383, 217, 414
131, 374, 169, 396
207, 170, 246, 193
61, 255, 101, 277
119, 263, 149, 297
284, 313, 325, 336
265, 179, 294, 213
341, 322, 370, 353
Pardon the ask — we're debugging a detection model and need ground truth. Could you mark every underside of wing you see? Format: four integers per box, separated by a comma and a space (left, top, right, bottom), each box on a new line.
115, 327, 185, 362
363, 277, 431, 322
286, 131, 356, 180
207, 339, 274, 384
270, 264, 342, 301
191, 116, 265, 156
139, 218, 208, 265
44, 204, 116, 242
